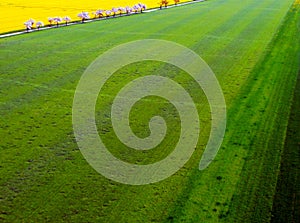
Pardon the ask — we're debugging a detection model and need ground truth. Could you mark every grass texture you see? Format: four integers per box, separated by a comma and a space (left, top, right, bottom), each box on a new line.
0, 0, 299, 222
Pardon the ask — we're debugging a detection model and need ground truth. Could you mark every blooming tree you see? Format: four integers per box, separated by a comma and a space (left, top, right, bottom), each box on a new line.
22, 3, 149, 33
95, 9, 104, 18
53, 17, 62, 27
36, 21, 44, 30
63, 16, 71, 25
133, 4, 140, 13
139, 3, 146, 12
105, 10, 112, 17
62, 16, 71, 26
24, 19, 34, 32
125, 6, 132, 15
118, 7, 125, 16
112, 7, 118, 17
78, 12, 90, 23
28, 18, 35, 25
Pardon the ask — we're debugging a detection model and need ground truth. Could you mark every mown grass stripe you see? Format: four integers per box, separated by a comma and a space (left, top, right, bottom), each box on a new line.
271, 71, 300, 222
165, 1, 299, 222
224, 2, 300, 222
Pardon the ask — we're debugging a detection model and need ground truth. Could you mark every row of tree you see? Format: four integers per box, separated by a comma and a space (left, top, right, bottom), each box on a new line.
24, 1, 181, 31
78, 3, 147, 23
24, 16, 72, 31
23, 3, 147, 31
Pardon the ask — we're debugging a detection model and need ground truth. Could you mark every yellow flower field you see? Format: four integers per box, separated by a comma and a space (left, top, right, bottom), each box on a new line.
0, 0, 191, 34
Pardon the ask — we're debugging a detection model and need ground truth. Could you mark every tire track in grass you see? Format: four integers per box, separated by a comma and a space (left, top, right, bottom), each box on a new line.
172, 0, 292, 115
94, 1, 278, 221
223, 3, 300, 222
205, 0, 293, 104
164, 0, 290, 221
271, 70, 300, 222
165, 0, 297, 222
159, 0, 265, 46
101, 0, 296, 222
200, 0, 291, 72
145, 0, 230, 39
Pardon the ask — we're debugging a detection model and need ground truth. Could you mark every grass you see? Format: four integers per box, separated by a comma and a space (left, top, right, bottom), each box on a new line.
271, 71, 300, 223
271, 59, 300, 221
0, 0, 299, 222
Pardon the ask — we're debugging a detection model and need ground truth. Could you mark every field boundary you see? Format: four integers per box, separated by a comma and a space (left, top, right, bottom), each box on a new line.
0, 0, 205, 39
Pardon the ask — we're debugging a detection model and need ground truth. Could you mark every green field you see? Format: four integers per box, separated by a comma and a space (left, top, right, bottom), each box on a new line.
1, 0, 299, 222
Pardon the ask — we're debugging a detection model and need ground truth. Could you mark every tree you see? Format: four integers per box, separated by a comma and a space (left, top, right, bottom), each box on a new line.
78, 12, 89, 23
53, 17, 62, 27
63, 16, 71, 25
174, 0, 180, 5
24, 19, 34, 32
95, 10, 104, 18
105, 10, 112, 18
125, 6, 132, 15
118, 7, 125, 16
112, 7, 118, 17
36, 21, 44, 30
133, 4, 140, 13
139, 3, 146, 12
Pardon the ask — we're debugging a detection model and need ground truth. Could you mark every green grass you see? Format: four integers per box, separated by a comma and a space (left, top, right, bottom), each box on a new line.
0, 0, 299, 222
271, 66, 300, 221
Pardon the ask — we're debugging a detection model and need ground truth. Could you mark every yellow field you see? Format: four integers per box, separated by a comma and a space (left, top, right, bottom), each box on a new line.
0, 0, 191, 34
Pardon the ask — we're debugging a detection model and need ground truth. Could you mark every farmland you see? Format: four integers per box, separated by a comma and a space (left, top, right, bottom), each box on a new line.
0, 0, 300, 222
